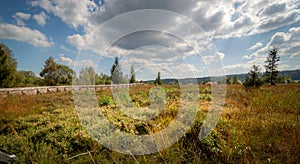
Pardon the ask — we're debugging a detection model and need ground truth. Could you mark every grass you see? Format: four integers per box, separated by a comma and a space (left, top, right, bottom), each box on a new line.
0, 84, 299, 163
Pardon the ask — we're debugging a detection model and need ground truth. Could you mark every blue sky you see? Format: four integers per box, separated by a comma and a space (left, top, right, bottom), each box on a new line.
0, 0, 299, 80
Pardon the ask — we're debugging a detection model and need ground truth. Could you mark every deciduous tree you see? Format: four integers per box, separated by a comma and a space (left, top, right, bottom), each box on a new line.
0, 44, 17, 88
40, 57, 59, 86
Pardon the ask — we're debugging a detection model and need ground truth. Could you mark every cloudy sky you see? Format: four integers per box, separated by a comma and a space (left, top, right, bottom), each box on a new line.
0, 0, 299, 80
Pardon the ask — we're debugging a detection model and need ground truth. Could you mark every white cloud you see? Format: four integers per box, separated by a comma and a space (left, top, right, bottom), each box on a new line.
290, 53, 300, 58
248, 42, 263, 50
224, 64, 249, 75
15, 12, 31, 20
58, 54, 96, 68
33, 12, 49, 26
0, 23, 53, 47
243, 26, 300, 71
66, 34, 85, 48
13, 12, 31, 26
202, 52, 225, 65
30, 0, 299, 75
31, 0, 97, 29
259, 2, 287, 16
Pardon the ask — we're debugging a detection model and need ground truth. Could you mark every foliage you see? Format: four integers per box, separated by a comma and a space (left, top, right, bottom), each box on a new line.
264, 48, 280, 85
0, 44, 17, 88
243, 65, 263, 89
155, 72, 163, 85
129, 65, 136, 83
15, 71, 43, 87
57, 64, 75, 85
233, 76, 239, 84
226, 77, 232, 84
96, 73, 112, 85
111, 57, 126, 84
0, 84, 300, 162
78, 67, 96, 85
40, 57, 75, 86
40, 57, 59, 86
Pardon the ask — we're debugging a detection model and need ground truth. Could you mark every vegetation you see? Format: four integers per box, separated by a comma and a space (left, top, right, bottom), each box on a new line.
111, 57, 126, 84
155, 72, 163, 85
0, 84, 299, 163
0, 44, 17, 88
129, 65, 136, 84
243, 65, 263, 89
264, 48, 280, 85
40, 57, 59, 86
232, 76, 239, 84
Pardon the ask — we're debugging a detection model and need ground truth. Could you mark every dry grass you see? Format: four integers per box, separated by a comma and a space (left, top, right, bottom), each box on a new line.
0, 84, 299, 163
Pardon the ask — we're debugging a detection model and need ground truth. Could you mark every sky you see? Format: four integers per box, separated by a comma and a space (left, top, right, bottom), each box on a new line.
0, 0, 299, 80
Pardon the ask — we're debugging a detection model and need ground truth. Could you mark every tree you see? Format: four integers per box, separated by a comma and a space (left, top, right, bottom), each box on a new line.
79, 67, 96, 85
243, 65, 263, 89
155, 72, 162, 85
57, 64, 75, 85
264, 48, 280, 85
0, 44, 17, 88
233, 76, 240, 84
129, 65, 136, 83
226, 77, 232, 84
15, 70, 42, 87
111, 57, 125, 84
40, 57, 59, 86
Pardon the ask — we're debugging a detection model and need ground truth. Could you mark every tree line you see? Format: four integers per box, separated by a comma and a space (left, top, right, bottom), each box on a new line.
0, 43, 292, 88
0, 44, 138, 88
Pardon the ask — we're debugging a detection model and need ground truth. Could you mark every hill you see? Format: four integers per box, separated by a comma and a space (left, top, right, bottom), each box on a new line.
146, 69, 300, 84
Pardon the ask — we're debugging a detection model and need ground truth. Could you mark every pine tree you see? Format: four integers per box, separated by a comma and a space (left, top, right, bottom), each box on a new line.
111, 57, 124, 84
233, 76, 239, 84
155, 72, 162, 85
0, 44, 17, 88
264, 48, 280, 85
243, 65, 263, 89
129, 65, 136, 83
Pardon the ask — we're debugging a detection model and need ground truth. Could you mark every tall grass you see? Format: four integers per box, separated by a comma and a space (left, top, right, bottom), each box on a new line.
0, 84, 299, 163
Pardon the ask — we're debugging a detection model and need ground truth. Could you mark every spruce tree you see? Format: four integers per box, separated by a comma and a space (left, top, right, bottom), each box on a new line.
243, 65, 263, 89
111, 57, 124, 84
264, 48, 280, 85
155, 72, 162, 85
129, 65, 136, 83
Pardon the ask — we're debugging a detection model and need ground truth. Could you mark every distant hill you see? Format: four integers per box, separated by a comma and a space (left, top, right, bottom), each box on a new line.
145, 69, 300, 84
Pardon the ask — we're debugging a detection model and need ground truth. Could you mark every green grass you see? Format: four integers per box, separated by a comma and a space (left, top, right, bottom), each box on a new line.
0, 84, 299, 163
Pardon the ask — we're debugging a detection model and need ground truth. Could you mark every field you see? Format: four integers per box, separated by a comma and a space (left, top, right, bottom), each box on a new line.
0, 84, 299, 163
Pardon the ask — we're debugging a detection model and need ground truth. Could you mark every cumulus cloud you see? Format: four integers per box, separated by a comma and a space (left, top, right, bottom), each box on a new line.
33, 12, 49, 26
0, 23, 53, 47
31, 0, 97, 29
58, 54, 96, 68
243, 26, 300, 71
29, 0, 300, 76
13, 12, 31, 26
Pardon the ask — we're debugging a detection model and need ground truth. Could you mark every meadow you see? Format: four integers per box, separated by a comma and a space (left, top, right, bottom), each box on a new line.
0, 84, 299, 163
